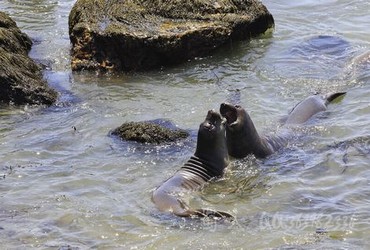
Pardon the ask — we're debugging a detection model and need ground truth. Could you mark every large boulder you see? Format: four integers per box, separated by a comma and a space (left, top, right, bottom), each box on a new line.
69, 0, 274, 72
0, 11, 57, 106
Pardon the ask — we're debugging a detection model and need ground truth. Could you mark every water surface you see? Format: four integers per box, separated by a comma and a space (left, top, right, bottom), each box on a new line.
1, 0, 370, 249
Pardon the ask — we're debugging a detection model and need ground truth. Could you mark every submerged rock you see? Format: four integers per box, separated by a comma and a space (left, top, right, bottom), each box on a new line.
0, 11, 57, 105
69, 0, 274, 72
112, 121, 189, 144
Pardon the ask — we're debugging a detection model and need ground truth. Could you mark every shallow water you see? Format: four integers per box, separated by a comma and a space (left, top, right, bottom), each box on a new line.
1, 0, 370, 249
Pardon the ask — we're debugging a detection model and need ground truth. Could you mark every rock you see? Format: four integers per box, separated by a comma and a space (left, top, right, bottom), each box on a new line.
0, 11, 57, 106
111, 121, 189, 144
69, 0, 274, 72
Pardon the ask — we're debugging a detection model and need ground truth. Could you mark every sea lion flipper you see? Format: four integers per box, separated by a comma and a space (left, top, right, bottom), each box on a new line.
325, 92, 346, 104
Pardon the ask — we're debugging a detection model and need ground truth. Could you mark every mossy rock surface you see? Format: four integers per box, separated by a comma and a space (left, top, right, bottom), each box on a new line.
0, 11, 57, 105
69, 0, 274, 72
112, 121, 189, 144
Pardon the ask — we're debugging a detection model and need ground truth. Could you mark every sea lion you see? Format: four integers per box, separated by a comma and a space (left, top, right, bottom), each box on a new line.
219, 103, 283, 158
220, 92, 346, 159
152, 110, 233, 219
284, 92, 346, 124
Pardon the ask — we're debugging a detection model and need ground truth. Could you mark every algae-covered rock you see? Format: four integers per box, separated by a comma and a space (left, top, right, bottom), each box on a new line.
69, 0, 274, 72
112, 121, 189, 144
0, 11, 57, 105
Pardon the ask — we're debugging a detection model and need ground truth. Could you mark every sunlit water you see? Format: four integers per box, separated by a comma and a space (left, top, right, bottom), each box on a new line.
1, 0, 370, 249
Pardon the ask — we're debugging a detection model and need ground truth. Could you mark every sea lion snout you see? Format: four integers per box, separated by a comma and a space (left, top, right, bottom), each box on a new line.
220, 103, 239, 126
200, 110, 224, 132
206, 109, 222, 121
204, 110, 224, 126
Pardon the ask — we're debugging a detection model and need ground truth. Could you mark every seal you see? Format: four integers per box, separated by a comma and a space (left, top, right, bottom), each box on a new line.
285, 92, 346, 124
220, 92, 346, 158
152, 110, 233, 219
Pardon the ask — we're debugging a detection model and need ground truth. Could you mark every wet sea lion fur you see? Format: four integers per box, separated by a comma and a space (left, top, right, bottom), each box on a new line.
220, 92, 346, 158
152, 110, 233, 219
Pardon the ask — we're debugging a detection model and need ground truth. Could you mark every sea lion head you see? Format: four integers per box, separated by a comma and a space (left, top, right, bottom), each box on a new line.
220, 103, 260, 158
195, 110, 228, 169
198, 109, 225, 138
219, 103, 245, 132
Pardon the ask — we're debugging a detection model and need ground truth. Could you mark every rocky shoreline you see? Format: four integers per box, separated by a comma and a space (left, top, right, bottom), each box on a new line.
0, 1, 275, 105
0, 11, 57, 106
1, 1, 276, 142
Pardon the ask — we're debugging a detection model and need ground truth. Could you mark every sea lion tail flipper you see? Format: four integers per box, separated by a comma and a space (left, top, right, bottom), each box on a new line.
192, 208, 235, 221
325, 92, 346, 105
